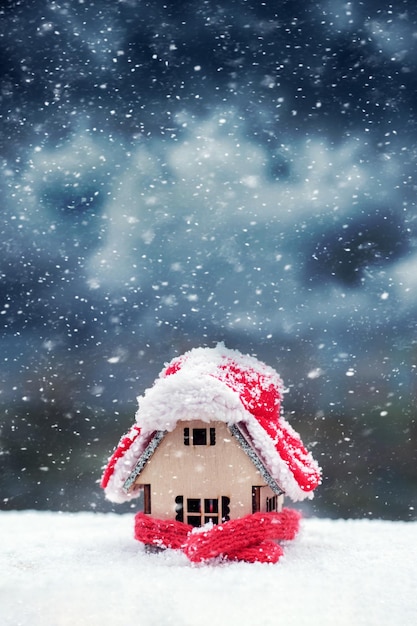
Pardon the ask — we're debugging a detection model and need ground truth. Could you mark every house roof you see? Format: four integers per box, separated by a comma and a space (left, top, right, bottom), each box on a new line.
101, 344, 322, 503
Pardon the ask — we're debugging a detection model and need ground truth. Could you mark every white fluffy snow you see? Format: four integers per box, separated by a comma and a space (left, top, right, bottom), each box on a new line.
1, 511, 416, 626
135, 344, 283, 433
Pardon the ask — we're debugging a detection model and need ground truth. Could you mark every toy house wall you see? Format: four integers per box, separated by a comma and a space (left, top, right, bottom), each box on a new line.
133, 419, 283, 523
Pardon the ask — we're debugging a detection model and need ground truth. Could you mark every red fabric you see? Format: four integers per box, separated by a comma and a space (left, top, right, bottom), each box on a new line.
134, 514, 190, 550
100, 424, 142, 489
228, 542, 284, 564
218, 362, 281, 421
269, 421, 321, 493
134, 508, 301, 564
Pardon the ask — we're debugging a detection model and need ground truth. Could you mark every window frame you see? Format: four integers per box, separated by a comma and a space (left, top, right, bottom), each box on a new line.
176, 495, 230, 527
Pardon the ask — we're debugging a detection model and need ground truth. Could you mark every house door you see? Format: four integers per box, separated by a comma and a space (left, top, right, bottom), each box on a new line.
175, 496, 230, 527
252, 486, 262, 513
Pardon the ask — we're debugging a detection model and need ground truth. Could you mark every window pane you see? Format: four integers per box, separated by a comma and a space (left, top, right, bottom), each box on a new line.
187, 498, 201, 513
193, 428, 207, 445
204, 498, 219, 514
209, 427, 216, 446
184, 427, 190, 446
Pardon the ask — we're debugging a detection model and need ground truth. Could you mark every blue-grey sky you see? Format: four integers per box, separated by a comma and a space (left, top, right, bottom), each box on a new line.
1, 0, 416, 515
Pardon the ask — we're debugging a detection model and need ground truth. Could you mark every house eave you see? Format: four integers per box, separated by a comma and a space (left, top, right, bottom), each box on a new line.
229, 423, 284, 496
123, 430, 166, 493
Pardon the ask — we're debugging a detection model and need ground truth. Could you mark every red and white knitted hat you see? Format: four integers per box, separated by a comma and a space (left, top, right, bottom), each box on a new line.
101, 344, 321, 503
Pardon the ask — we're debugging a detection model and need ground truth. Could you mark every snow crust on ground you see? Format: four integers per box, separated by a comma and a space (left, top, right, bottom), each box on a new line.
1, 512, 416, 626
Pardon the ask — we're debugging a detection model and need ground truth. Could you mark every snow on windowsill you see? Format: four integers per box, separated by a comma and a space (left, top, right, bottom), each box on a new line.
1, 511, 416, 626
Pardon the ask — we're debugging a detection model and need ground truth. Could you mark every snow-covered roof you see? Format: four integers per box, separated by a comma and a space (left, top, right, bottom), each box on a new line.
101, 344, 322, 503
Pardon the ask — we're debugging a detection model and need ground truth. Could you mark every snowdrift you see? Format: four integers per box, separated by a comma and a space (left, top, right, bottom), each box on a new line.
1, 511, 416, 626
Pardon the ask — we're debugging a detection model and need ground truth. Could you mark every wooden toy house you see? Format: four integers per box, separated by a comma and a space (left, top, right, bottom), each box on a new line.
101, 345, 321, 528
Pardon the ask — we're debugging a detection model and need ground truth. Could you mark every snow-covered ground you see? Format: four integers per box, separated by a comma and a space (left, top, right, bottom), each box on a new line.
1, 511, 416, 626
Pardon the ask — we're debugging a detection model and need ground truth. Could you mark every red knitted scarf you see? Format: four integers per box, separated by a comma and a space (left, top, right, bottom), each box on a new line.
134, 508, 301, 564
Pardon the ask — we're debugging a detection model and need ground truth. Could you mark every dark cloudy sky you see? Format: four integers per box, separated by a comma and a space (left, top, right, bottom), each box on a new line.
1, 1, 416, 515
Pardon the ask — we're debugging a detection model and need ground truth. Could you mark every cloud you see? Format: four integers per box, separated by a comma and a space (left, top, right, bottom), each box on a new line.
81, 112, 409, 331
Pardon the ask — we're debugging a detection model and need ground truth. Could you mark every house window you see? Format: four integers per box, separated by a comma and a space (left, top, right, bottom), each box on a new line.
266, 495, 279, 512
177, 496, 230, 527
193, 428, 207, 445
183, 427, 216, 446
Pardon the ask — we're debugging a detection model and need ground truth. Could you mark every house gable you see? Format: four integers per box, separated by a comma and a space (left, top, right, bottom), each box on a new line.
123, 420, 284, 497
124, 419, 283, 521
